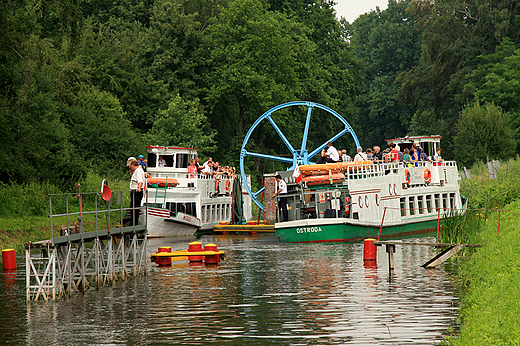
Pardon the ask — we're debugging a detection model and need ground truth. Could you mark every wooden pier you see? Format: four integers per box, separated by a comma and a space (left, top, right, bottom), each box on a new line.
25, 190, 147, 302
373, 240, 482, 271
213, 223, 275, 234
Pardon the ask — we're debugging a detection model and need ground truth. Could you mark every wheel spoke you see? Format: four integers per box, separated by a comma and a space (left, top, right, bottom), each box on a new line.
300, 105, 313, 152
265, 115, 296, 155
243, 150, 293, 165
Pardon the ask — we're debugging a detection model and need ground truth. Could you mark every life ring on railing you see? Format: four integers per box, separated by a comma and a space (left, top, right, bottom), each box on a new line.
225, 180, 231, 194
404, 169, 411, 185
214, 179, 220, 193
423, 168, 432, 184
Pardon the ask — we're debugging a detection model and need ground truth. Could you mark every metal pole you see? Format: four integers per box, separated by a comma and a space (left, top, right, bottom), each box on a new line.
377, 207, 387, 241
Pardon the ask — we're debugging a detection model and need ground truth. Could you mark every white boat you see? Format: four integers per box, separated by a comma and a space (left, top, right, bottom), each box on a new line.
273, 136, 467, 243
139, 146, 252, 237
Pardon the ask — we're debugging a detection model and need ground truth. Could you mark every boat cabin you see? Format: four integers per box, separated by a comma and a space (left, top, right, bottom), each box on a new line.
385, 135, 441, 159
146, 146, 198, 174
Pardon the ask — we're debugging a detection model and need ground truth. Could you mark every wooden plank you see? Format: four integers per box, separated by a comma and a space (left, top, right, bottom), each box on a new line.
373, 241, 481, 248
422, 244, 465, 268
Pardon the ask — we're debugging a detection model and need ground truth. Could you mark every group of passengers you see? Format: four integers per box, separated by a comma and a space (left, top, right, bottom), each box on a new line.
317, 141, 445, 165
189, 156, 236, 178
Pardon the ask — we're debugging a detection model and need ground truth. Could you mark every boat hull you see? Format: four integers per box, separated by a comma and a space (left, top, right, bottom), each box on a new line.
142, 208, 201, 237
275, 218, 441, 243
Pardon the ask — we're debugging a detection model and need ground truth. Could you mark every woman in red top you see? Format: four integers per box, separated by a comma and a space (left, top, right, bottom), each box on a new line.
188, 159, 198, 178
388, 142, 399, 162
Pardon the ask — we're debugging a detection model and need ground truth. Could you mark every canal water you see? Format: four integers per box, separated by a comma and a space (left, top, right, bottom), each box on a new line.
0, 234, 460, 345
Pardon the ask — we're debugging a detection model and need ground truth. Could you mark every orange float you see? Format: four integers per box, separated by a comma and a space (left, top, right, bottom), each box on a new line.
299, 161, 373, 177
146, 177, 179, 187
404, 169, 411, 185
423, 168, 432, 184
302, 173, 345, 186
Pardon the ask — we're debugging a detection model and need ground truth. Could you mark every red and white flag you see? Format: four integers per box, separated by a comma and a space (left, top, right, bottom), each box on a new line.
292, 163, 302, 183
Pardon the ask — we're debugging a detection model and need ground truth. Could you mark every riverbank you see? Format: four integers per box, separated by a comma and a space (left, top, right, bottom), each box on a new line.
443, 159, 520, 344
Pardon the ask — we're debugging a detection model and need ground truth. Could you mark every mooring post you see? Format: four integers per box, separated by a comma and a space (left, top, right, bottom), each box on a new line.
385, 244, 395, 271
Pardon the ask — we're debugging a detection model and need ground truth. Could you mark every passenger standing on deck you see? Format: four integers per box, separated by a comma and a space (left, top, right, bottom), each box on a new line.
353, 147, 368, 162
138, 155, 147, 171
317, 142, 339, 164
373, 146, 383, 163
128, 159, 145, 226
273, 175, 288, 222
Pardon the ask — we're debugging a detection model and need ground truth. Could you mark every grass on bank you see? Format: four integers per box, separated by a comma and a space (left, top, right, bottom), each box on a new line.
439, 158, 520, 345
0, 171, 131, 252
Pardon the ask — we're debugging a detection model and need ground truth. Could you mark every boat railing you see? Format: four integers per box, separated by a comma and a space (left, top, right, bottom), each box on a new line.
147, 172, 234, 198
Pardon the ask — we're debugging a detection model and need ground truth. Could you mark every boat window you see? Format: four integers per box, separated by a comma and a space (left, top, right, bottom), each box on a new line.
442, 193, 448, 210
434, 194, 440, 211
400, 198, 406, 217
176, 153, 189, 168
161, 155, 174, 167
166, 202, 177, 215
426, 195, 433, 213
147, 153, 157, 168
409, 197, 415, 215
450, 193, 456, 212
418, 196, 424, 214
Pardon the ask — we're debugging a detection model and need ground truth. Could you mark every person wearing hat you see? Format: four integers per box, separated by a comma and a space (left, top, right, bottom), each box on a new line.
138, 155, 147, 171
128, 158, 145, 226
273, 175, 288, 222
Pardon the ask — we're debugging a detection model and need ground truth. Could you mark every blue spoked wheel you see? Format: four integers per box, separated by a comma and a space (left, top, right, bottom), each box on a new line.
240, 101, 360, 211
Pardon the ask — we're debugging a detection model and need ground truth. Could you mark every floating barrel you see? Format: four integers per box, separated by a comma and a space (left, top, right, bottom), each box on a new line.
156, 246, 172, 266
188, 241, 203, 262
204, 243, 220, 264
363, 239, 377, 262
2, 249, 16, 271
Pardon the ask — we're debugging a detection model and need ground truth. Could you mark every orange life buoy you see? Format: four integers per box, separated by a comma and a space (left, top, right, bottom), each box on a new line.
225, 180, 231, 194
423, 168, 431, 184
214, 179, 220, 193
404, 169, 411, 185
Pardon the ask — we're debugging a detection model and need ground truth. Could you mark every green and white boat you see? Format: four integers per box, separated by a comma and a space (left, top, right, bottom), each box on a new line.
239, 102, 465, 243
273, 143, 465, 243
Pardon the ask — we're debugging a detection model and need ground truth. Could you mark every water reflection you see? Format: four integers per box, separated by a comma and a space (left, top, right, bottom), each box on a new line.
0, 235, 459, 345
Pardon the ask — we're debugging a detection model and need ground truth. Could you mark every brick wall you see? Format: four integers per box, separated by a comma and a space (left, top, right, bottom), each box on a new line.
264, 173, 277, 224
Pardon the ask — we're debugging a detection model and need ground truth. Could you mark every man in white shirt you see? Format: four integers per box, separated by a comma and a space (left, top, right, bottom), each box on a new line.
129, 159, 145, 226
273, 175, 288, 222
353, 146, 368, 162
317, 142, 340, 164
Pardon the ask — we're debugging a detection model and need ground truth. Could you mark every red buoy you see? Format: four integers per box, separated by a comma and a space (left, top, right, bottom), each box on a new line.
204, 243, 220, 264
2, 249, 16, 271
156, 246, 172, 266
363, 238, 377, 261
188, 241, 203, 262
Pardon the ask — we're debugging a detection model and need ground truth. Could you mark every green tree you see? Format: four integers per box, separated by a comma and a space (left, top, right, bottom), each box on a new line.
397, 0, 520, 156
348, 0, 421, 148
465, 39, 520, 148
204, 0, 351, 168
144, 95, 216, 153
454, 102, 516, 167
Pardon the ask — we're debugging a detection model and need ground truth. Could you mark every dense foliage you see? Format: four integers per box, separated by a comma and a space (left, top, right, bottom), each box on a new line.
4, 0, 520, 188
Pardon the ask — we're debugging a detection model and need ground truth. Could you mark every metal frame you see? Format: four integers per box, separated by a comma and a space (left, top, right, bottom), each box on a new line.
26, 190, 148, 302
239, 101, 360, 210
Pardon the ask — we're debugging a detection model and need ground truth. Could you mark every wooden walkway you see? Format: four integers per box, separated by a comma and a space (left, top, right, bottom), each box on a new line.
373, 240, 482, 270
213, 224, 275, 234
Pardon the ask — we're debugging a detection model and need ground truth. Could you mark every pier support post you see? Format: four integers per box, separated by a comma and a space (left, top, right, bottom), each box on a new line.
386, 244, 395, 271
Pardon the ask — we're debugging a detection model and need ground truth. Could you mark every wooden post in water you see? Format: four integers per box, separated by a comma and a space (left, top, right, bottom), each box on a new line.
385, 244, 395, 271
